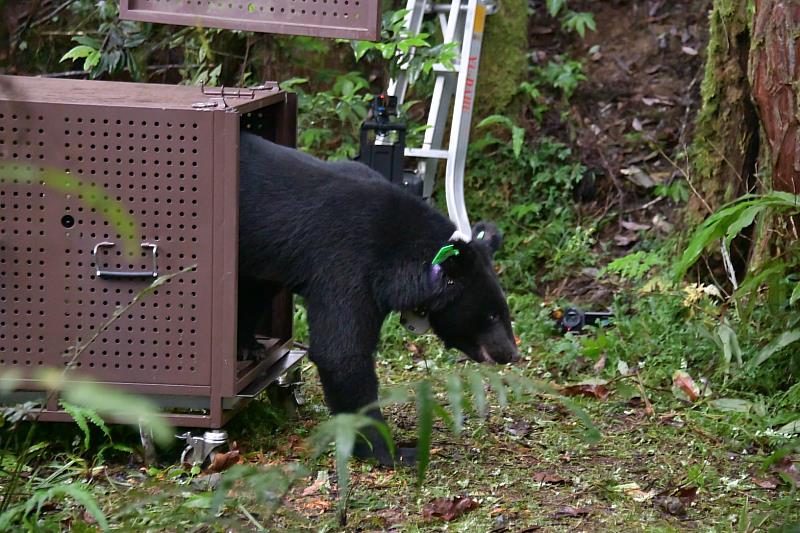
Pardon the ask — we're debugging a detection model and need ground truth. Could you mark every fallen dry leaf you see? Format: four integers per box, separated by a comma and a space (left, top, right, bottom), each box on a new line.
655, 486, 697, 515
773, 456, 800, 485
553, 506, 592, 518
207, 443, 241, 474
612, 482, 657, 502
672, 370, 700, 402
422, 496, 479, 522
532, 472, 568, 484
405, 341, 423, 358
561, 380, 610, 401
614, 233, 638, 247
621, 165, 656, 188
302, 471, 330, 496
621, 220, 651, 231
674, 486, 698, 501
506, 419, 532, 438
297, 497, 331, 514
752, 477, 779, 490
593, 354, 607, 374
642, 95, 675, 106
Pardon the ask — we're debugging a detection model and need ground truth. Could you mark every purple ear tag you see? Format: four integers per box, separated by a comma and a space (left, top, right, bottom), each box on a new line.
429, 263, 443, 286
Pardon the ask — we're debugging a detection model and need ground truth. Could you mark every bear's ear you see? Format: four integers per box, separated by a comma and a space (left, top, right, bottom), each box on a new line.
432, 239, 476, 285
472, 221, 503, 256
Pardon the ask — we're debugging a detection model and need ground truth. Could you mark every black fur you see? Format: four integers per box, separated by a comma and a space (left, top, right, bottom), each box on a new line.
238, 132, 517, 465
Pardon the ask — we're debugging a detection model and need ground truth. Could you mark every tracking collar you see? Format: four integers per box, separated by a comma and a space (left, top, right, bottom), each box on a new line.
400, 230, 469, 335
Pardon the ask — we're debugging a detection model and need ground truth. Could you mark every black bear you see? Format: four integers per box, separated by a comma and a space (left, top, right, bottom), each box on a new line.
238, 131, 518, 465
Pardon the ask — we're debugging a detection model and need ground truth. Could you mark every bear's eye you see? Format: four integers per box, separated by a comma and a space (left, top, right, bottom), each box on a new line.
488, 313, 499, 323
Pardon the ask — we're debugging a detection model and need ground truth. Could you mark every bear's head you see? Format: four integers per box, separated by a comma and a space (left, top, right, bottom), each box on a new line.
427, 224, 518, 365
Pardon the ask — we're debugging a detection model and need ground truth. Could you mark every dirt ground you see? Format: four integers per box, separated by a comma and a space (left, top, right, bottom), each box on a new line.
528, 0, 712, 302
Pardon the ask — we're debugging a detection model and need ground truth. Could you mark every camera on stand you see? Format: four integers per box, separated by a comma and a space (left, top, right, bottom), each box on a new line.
358, 93, 424, 197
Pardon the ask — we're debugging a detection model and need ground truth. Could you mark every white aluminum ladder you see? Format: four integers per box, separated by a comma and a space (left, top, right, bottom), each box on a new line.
388, 0, 496, 239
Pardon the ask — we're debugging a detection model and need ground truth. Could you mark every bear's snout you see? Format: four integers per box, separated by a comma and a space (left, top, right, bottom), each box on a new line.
479, 343, 519, 365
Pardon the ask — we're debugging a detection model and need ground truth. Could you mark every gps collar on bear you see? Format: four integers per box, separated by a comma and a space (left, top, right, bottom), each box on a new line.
401, 230, 470, 335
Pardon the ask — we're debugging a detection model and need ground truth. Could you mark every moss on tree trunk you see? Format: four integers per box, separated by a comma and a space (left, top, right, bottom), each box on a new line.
691, 0, 760, 216
475, 0, 528, 120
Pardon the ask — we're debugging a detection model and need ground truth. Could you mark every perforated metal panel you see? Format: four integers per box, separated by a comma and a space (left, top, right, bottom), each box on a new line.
0, 103, 216, 385
0, 76, 296, 425
120, 0, 381, 40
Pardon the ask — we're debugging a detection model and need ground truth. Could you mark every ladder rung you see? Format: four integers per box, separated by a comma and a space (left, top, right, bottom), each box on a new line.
427, 3, 469, 13
432, 62, 459, 73
397, 62, 459, 73
405, 148, 449, 159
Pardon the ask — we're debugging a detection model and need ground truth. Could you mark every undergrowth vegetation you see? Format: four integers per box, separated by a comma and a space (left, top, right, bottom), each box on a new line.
0, 0, 798, 530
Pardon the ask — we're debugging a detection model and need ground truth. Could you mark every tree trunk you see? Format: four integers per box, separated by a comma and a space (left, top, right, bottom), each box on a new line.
749, 0, 800, 195
475, 0, 528, 120
691, 0, 760, 215
691, 0, 800, 281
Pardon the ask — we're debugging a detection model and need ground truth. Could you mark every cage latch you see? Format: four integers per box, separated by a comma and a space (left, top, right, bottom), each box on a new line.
193, 82, 279, 109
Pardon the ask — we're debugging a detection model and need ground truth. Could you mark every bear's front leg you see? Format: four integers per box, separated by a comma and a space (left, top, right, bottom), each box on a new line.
306, 296, 415, 467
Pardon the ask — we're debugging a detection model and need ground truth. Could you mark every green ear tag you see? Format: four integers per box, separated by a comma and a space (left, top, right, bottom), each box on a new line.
432, 244, 460, 266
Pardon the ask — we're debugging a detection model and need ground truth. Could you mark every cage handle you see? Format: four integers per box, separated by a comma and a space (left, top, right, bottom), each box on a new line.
92, 242, 158, 279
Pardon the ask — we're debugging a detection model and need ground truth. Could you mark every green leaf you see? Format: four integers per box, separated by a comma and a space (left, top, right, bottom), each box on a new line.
60, 45, 97, 63
381, 43, 397, 60
334, 416, 357, 507
790, 283, 800, 305
51, 378, 173, 445
60, 400, 91, 451
72, 35, 103, 48
561, 397, 602, 443
512, 126, 525, 159
752, 330, 800, 367
486, 372, 508, 408
717, 323, 743, 377
352, 41, 374, 61
446, 374, 464, 435
675, 192, 800, 280
778, 418, 800, 436
467, 371, 487, 418
26, 485, 109, 531
0, 369, 21, 393
415, 381, 434, 486
708, 398, 753, 413
563, 11, 597, 38
674, 201, 752, 278
724, 205, 764, 247
279, 78, 309, 92
546, 0, 566, 17
477, 114, 514, 130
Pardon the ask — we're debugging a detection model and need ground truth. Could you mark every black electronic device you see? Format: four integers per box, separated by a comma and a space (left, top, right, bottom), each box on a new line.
552, 307, 614, 334
358, 93, 423, 196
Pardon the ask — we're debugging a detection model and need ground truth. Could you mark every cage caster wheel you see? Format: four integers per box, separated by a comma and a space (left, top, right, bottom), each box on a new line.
176, 430, 229, 467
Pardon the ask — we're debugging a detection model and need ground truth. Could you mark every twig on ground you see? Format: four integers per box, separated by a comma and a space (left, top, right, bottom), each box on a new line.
633, 372, 654, 416
653, 142, 713, 215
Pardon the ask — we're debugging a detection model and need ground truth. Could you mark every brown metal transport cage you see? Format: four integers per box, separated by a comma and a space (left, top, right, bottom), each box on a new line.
0, 75, 301, 428
119, 0, 382, 40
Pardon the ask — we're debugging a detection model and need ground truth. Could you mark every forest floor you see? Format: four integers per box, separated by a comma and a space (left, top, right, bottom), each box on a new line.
101, 2, 796, 531
3, 1, 798, 531
529, 0, 714, 303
